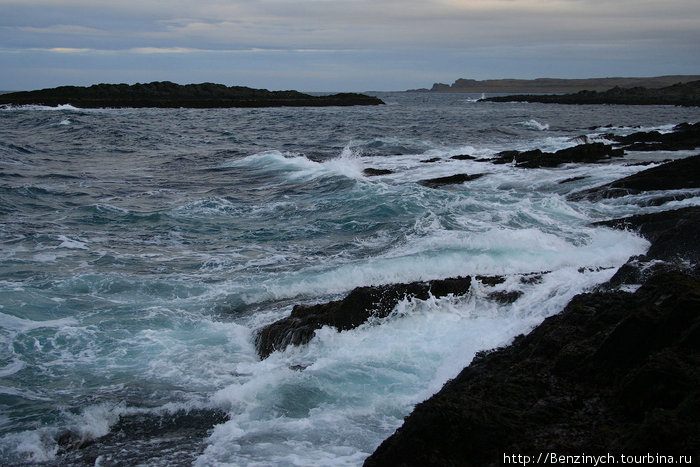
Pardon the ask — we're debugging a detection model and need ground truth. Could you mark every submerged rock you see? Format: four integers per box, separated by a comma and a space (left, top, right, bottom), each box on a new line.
492, 143, 623, 168
558, 175, 588, 184
54, 409, 229, 465
255, 277, 472, 358
486, 290, 523, 304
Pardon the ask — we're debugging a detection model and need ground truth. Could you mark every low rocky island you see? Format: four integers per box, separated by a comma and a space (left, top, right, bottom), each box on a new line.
0, 81, 385, 108
482, 80, 700, 106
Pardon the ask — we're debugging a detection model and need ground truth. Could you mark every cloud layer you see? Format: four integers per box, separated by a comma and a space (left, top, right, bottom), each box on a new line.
1, 0, 699, 90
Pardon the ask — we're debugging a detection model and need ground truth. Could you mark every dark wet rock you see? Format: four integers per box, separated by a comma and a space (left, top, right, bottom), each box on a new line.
569, 154, 700, 201
558, 176, 588, 184
641, 192, 697, 207
364, 270, 700, 466
595, 207, 700, 289
482, 80, 700, 106
418, 173, 486, 188
606, 258, 689, 290
255, 277, 473, 358
420, 157, 442, 163
475, 275, 506, 286
491, 150, 520, 164
450, 154, 477, 161
577, 265, 616, 274
487, 290, 523, 304
569, 135, 592, 144
0, 81, 385, 108
56, 430, 95, 454
608, 122, 700, 152
363, 168, 394, 176
492, 143, 624, 168
520, 273, 545, 285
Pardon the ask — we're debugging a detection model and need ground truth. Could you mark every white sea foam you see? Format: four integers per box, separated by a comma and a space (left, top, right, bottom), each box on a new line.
56, 235, 89, 250
0, 103, 82, 112
228, 224, 648, 321
198, 263, 620, 466
0, 401, 192, 464
221, 149, 365, 181
0, 312, 77, 332
520, 119, 550, 131
0, 359, 25, 377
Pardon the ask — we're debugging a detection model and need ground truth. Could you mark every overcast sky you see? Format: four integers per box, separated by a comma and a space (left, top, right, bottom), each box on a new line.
1, 0, 699, 91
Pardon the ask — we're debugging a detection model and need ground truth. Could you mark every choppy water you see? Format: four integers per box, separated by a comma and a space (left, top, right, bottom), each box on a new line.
1, 93, 699, 465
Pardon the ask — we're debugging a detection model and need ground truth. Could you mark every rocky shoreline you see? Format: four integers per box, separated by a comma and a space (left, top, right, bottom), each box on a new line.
253, 122, 700, 464
482, 81, 700, 107
0, 81, 384, 108
364, 206, 699, 466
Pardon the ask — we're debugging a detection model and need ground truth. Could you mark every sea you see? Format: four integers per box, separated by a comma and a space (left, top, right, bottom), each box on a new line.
1, 92, 699, 466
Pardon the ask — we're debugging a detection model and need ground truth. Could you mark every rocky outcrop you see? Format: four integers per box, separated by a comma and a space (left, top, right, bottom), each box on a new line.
478, 122, 698, 172
418, 173, 486, 188
364, 207, 700, 466
607, 122, 700, 152
255, 277, 473, 358
363, 168, 394, 176
482, 80, 700, 106
0, 81, 385, 108
568, 154, 700, 201
490, 143, 624, 168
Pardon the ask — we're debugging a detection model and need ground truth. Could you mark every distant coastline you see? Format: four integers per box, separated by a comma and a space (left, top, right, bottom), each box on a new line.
0, 81, 384, 108
410, 75, 700, 93
481, 80, 700, 106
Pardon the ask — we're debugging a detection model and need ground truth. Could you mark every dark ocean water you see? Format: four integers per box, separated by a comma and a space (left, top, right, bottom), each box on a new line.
1, 93, 699, 465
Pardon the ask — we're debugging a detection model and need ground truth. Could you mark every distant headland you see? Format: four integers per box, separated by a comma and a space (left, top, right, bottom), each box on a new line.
0, 81, 385, 108
481, 80, 700, 106
411, 75, 700, 93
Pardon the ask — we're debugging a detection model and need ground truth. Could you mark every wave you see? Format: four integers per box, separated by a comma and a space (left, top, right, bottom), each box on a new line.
226, 224, 649, 313
0, 103, 82, 111
221, 148, 366, 182
0, 312, 77, 333
519, 119, 550, 131
198, 264, 627, 466
0, 400, 222, 464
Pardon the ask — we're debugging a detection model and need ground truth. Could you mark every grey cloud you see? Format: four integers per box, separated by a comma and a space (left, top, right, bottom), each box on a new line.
1, 0, 698, 90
